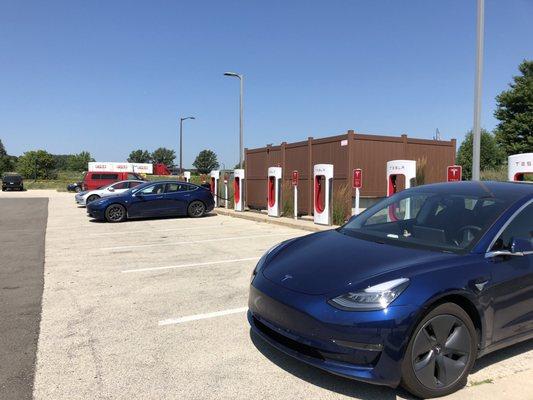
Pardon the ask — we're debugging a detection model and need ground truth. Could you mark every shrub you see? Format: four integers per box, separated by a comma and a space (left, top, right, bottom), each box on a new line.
332, 183, 352, 226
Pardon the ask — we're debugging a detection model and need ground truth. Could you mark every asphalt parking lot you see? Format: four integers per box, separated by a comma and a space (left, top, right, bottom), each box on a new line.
1, 190, 532, 400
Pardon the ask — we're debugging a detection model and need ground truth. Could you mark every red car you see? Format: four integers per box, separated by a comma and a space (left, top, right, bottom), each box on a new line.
82, 171, 143, 191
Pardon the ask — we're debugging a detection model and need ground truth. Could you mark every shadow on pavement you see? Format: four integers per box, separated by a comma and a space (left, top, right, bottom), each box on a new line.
472, 338, 533, 373
249, 329, 413, 400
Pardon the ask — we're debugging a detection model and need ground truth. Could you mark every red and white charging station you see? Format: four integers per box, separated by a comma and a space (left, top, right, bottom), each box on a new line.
508, 153, 533, 181
386, 160, 416, 196
210, 170, 220, 207
386, 160, 416, 221
267, 167, 282, 217
184, 171, 191, 182
234, 169, 245, 211
314, 164, 334, 225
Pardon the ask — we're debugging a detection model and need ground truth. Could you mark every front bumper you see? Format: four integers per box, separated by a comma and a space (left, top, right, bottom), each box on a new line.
75, 196, 86, 206
87, 207, 105, 220
248, 275, 419, 388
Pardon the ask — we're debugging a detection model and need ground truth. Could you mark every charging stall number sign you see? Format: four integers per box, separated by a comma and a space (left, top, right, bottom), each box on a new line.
447, 165, 462, 182
292, 170, 299, 186
353, 169, 362, 215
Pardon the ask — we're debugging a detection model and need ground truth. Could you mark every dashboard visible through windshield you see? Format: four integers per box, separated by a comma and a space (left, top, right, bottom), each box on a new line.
340, 191, 510, 253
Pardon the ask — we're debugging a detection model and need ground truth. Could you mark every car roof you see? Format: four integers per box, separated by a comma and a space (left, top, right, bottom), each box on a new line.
409, 181, 533, 201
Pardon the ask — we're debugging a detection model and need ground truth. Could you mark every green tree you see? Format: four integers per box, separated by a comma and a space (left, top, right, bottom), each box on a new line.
127, 149, 152, 163
193, 149, 219, 174
0, 139, 6, 157
0, 139, 15, 175
456, 129, 505, 180
16, 150, 57, 179
151, 147, 176, 165
494, 60, 533, 156
67, 151, 94, 171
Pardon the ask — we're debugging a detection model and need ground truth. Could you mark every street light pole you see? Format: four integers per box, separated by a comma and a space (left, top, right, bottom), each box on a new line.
472, 0, 485, 181
224, 72, 244, 168
179, 116, 195, 174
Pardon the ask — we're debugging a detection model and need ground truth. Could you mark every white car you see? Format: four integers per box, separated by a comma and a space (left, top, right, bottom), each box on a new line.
75, 180, 145, 206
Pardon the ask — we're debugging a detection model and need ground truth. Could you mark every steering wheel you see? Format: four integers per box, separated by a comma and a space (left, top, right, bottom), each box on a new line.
454, 225, 483, 246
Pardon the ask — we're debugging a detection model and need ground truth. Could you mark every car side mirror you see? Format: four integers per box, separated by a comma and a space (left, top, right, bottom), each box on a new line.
108, 187, 115, 192
511, 237, 533, 254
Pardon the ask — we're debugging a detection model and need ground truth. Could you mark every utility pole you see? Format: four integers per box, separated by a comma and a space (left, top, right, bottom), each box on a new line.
179, 116, 195, 174
472, 0, 485, 181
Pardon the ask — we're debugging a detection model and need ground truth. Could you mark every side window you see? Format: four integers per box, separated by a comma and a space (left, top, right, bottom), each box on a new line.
129, 181, 142, 188
112, 182, 128, 190
102, 174, 119, 180
91, 174, 101, 180
492, 203, 533, 251
140, 183, 165, 195
165, 183, 195, 193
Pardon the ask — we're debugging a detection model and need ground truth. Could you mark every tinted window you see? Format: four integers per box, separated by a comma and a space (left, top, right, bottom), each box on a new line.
112, 182, 128, 190
129, 181, 142, 188
100, 174, 119, 180
165, 183, 194, 193
90, 174, 101, 180
139, 183, 165, 195
492, 203, 533, 251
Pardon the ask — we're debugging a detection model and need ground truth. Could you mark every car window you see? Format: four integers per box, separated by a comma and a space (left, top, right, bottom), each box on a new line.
127, 173, 139, 180
100, 173, 119, 180
139, 183, 165, 195
129, 181, 143, 188
90, 174, 101, 180
491, 203, 533, 251
165, 183, 194, 193
112, 182, 128, 190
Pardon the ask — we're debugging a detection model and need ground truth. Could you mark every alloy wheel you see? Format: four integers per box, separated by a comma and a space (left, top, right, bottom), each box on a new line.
411, 314, 471, 390
189, 201, 205, 217
107, 205, 125, 222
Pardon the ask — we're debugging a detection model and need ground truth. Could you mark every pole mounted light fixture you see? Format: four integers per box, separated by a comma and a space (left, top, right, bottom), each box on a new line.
224, 71, 244, 169
179, 116, 196, 174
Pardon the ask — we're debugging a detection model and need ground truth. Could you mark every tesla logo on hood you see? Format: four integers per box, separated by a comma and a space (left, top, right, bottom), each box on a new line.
281, 274, 293, 282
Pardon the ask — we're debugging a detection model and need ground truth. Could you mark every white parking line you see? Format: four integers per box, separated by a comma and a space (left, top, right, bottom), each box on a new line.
87, 223, 249, 237
159, 307, 248, 325
121, 257, 260, 273
101, 233, 296, 251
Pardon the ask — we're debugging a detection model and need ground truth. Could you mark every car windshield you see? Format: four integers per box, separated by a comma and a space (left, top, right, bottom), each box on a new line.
339, 190, 512, 253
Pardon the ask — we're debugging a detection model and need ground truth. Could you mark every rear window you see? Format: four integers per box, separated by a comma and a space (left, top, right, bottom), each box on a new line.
2, 175, 22, 182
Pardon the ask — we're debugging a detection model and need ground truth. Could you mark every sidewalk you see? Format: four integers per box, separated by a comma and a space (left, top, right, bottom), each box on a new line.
214, 207, 339, 232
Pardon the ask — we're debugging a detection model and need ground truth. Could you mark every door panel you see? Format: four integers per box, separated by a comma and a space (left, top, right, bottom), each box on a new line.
127, 183, 167, 217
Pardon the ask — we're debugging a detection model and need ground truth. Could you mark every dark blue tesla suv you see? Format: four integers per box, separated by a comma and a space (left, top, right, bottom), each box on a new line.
248, 181, 533, 398
86, 180, 215, 222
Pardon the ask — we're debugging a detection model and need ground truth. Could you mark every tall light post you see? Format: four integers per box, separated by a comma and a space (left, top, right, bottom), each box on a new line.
224, 72, 244, 168
472, 0, 485, 181
179, 116, 195, 174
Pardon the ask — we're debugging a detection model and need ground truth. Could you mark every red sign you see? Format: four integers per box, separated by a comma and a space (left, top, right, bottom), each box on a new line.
292, 170, 299, 186
352, 168, 363, 189
447, 165, 462, 182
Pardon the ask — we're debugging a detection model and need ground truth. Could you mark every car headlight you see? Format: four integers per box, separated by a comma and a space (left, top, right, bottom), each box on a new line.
250, 241, 286, 283
329, 278, 410, 311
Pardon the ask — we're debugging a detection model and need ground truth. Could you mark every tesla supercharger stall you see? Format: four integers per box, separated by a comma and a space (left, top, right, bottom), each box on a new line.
234, 169, 245, 212
386, 160, 416, 221
210, 170, 220, 207
313, 164, 334, 225
184, 171, 191, 182
508, 153, 533, 181
267, 167, 282, 217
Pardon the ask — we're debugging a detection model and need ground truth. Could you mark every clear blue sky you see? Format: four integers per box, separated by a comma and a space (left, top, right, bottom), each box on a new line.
1, 0, 532, 168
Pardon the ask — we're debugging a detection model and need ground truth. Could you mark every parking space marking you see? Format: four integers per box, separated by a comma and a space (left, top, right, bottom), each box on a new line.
101, 232, 298, 251
121, 257, 260, 273
88, 222, 253, 237
159, 307, 248, 326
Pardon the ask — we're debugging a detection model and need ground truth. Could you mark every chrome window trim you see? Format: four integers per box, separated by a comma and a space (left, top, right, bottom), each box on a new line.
485, 198, 533, 255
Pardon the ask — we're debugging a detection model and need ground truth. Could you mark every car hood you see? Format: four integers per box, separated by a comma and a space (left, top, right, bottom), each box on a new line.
262, 230, 456, 295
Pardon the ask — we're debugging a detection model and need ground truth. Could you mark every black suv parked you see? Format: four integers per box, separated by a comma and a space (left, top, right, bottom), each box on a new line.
2, 173, 24, 191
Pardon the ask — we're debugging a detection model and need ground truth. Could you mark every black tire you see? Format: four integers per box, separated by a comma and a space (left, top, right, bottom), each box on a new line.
187, 200, 206, 218
401, 303, 477, 399
86, 194, 100, 204
105, 204, 127, 223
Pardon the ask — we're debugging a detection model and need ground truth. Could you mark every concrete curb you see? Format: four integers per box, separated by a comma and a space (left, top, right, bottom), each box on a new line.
214, 208, 339, 232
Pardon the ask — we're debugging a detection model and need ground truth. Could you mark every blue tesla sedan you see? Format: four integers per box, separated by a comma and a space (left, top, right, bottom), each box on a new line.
248, 181, 532, 398
86, 180, 215, 222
